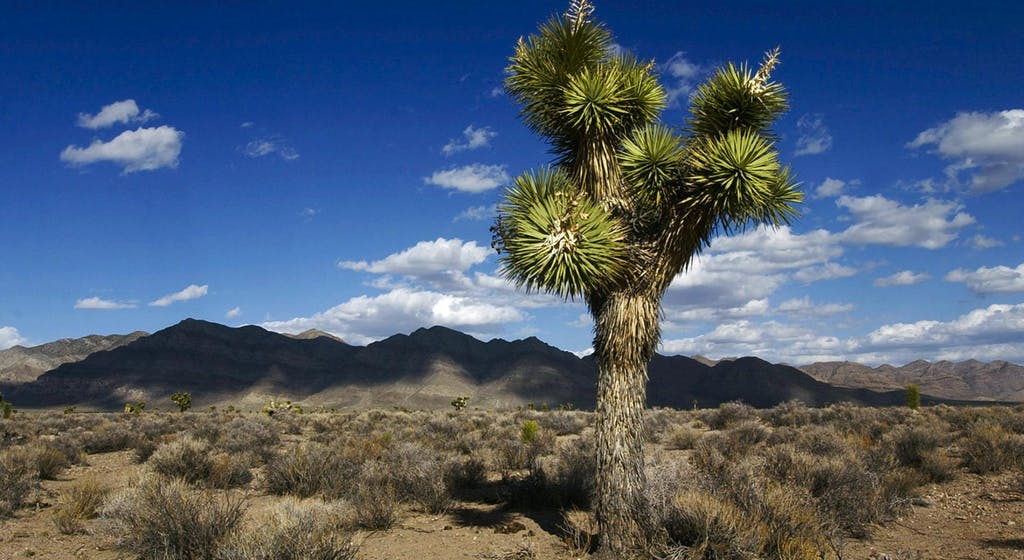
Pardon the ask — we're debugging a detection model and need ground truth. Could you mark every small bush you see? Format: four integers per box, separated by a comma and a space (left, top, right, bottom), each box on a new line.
962, 421, 1024, 474
444, 455, 488, 491
215, 498, 357, 560
0, 447, 36, 518
351, 460, 399, 530
384, 442, 451, 514
101, 475, 245, 560
148, 435, 215, 484
661, 491, 758, 559
665, 426, 702, 450
702, 401, 757, 431
264, 442, 357, 499
52, 478, 108, 534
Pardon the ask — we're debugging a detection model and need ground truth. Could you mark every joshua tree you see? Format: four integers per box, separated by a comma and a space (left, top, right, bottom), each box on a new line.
170, 391, 192, 412
906, 383, 921, 410
493, 0, 800, 552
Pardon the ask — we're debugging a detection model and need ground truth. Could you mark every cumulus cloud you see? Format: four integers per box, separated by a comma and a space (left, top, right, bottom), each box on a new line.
813, 177, 846, 198
874, 270, 930, 287
149, 284, 208, 307
968, 234, 1003, 249
226, 307, 242, 319
74, 297, 137, 310
945, 263, 1024, 295
341, 238, 489, 277
908, 109, 1024, 192
453, 204, 497, 222
776, 297, 853, 317
661, 320, 847, 364
77, 99, 158, 129
442, 125, 497, 155
665, 226, 845, 320
836, 195, 974, 249
792, 262, 857, 283
61, 126, 184, 173
262, 287, 523, 345
662, 52, 702, 106
794, 113, 833, 156
856, 303, 1024, 363
0, 326, 28, 350
425, 164, 510, 193
242, 137, 299, 160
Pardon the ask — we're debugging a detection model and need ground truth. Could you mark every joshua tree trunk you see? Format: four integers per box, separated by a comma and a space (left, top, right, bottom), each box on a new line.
591, 290, 661, 553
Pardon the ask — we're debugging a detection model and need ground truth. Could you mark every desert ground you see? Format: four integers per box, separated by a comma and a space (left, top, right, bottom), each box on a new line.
1, 402, 1023, 559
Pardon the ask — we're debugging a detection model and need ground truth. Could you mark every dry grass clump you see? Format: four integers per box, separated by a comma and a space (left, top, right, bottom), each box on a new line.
700, 401, 758, 431
264, 442, 356, 498
214, 415, 281, 462
215, 498, 357, 560
52, 478, 108, 534
0, 446, 37, 518
961, 420, 1024, 474
101, 474, 245, 560
148, 434, 216, 484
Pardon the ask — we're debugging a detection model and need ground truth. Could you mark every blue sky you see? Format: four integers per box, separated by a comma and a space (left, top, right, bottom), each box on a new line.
2, 1, 1022, 366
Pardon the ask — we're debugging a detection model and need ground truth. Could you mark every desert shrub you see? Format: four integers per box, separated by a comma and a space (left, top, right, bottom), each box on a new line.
541, 435, 595, 508
887, 424, 942, 468
961, 421, 1024, 474
760, 444, 816, 488
215, 498, 357, 560
727, 420, 771, 448
808, 457, 884, 537
101, 475, 245, 560
691, 441, 760, 513
25, 441, 71, 480
52, 478, 108, 534
444, 455, 488, 491
701, 401, 757, 431
208, 452, 255, 489
660, 491, 758, 560
215, 416, 281, 462
755, 483, 835, 560
132, 437, 160, 463
539, 410, 588, 436
0, 447, 36, 517
265, 443, 343, 498
81, 422, 138, 453
760, 400, 815, 428
794, 425, 849, 458
351, 460, 399, 530
148, 434, 215, 484
383, 442, 451, 513
665, 426, 702, 450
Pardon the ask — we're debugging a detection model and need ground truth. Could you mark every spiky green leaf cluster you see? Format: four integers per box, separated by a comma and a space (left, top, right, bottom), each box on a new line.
688, 63, 788, 139
495, 168, 628, 298
684, 127, 801, 232
619, 124, 683, 221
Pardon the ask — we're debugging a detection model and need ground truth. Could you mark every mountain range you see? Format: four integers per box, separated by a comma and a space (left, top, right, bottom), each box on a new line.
0, 319, 1018, 410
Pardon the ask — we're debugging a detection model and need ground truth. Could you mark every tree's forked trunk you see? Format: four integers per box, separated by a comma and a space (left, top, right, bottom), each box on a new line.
592, 290, 660, 554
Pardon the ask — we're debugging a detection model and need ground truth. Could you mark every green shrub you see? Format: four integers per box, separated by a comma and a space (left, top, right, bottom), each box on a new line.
171, 391, 192, 412
906, 384, 921, 411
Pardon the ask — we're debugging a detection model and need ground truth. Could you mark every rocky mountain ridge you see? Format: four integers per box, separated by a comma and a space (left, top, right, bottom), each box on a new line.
2, 319, 1010, 410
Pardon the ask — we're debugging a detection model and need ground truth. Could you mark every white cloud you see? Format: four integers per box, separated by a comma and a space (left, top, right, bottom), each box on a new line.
262, 287, 523, 345
488, 86, 504, 98
226, 307, 242, 319
0, 326, 28, 350
874, 270, 930, 287
857, 303, 1024, 363
968, 234, 1003, 249
240, 121, 254, 128
243, 137, 299, 160
793, 262, 857, 283
77, 99, 158, 129
665, 226, 844, 318
794, 113, 833, 156
662, 52, 702, 106
836, 195, 974, 249
813, 177, 846, 198
61, 126, 184, 173
149, 284, 208, 307
74, 297, 136, 310
425, 163, 510, 193
341, 238, 489, 277
776, 297, 853, 317
661, 320, 848, 364
945, 263, 1024, 295
908, 109, 1024, 192
442, 125, 497, 155
453, 204, 498, 222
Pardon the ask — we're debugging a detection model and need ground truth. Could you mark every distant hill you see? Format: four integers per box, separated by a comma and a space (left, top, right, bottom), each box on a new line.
2, 319, 999, 411
800, 360, 1024, 402
0, 332, 147, 384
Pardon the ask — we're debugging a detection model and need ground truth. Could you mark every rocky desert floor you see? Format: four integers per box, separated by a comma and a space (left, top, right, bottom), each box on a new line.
1, 403, 1023, 559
